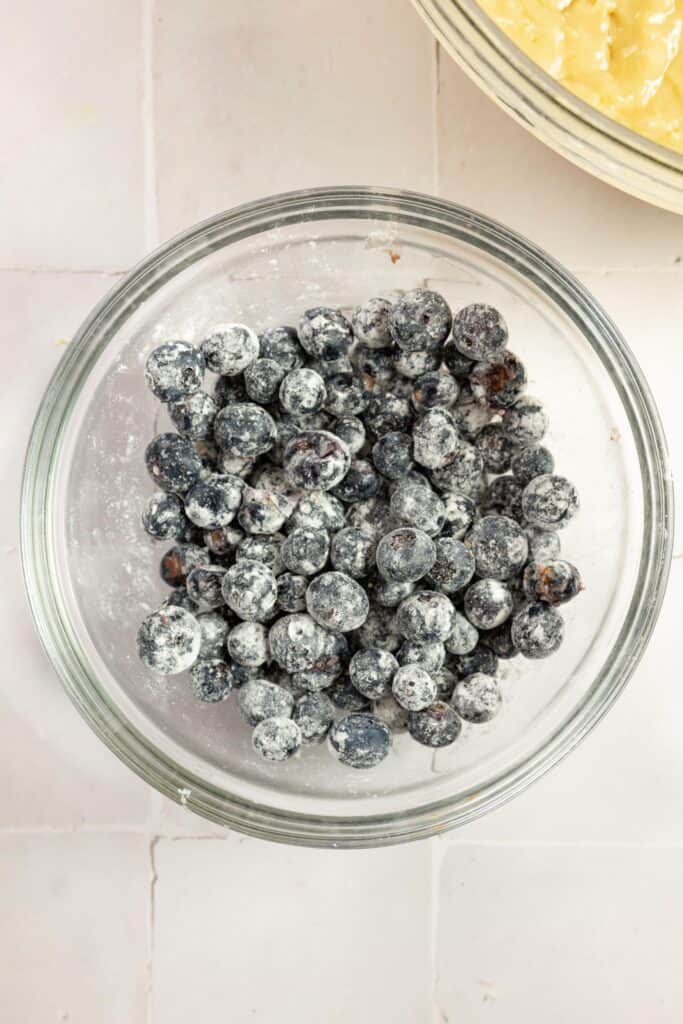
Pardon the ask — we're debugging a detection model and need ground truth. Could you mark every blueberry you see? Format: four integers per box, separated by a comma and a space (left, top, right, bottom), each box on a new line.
186, 565, 227, 611
352, 346, 397, 389
453, 644, 499, 678
189, 659, 233, 702
160, 543, 207, 587
200, 322, 259, 376
511, 602, 564, 658
268, 613, 327, 673
523, 559, 581, 606
351, 297, 393, 348
435, 667, 458, 701
444, 611, 479, 655
524, 526, 561, 563
222, 559, 277, 621
475, 422, 518, 473
323, 372, 371, 416
332, 459, 381, 503
291, 669, 334, 693
279, 368, 327, 417
376, 527, 436, 584
453, 391, 491, 441
440, 491, 476, 539
214, 403, 277, 458
168, 390, 217, 441
426, 537, 475, 593
137, 606, 201, 675
464, 579, 513, 630
479, 620, 517, 659
345, 497, 398, 540
372, 431, 414, 481
411, 372, 459, 413
237, 678, 294, 726
397, 640, 445, 673
196, 610, 229, 658
522, 474, 579, 530
282, 430, 351, 491
355, 605, 400, 653
412, 408, 459, 470
290, 490, 346, 533
259, 325, 305, 371
349, 648, 399, 700
470, 350, 527, 410
213, 374, 248, 409
217, 451, 255, 478
142, 491, 187, 541
204, 524, 244, 558
311, 628, 349, 679
145, 433, 202, 494
144, 340, 204, 403
452, 673, 501, 723
326, 678, 372, 712
305, 571, 369, 632
470, 514, 529, 580
396, 590, 455, 643
511, 444, 555, 486
328, 713, 392, 769
332, 415, 366, 455
393, 347, 442, 379
276, 572, 308, 613
481, 475, 525, 520
293, 692, 335, 744
329, 524, 376, 581
429, 441, 484, 496
281, 527, 330, 575
372, 696, 409, 733
244, 358, 286, 405
298, 307, 353, 361
390, 481, 445, 536
238, 487, 292, 535
392, 664, 437, 711
365, 391, 412, 438
389, 289, 452, 353
451, 304, 508, 360
407, 701, 462, 748
184, 473, 243, 529
443, 339, 475, 378
236, 533, 285, 576
503, 396, 548, 445
227, 621, 269, 667
192, 438, 220, 476
252, 717, 302, 761
365, 574, 414, 608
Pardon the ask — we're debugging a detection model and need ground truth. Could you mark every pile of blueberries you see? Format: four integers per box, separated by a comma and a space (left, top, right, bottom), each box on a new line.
136, 289, 581, 769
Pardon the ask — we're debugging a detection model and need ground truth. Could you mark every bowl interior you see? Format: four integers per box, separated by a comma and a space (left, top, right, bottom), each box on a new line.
33, 194, 667, 841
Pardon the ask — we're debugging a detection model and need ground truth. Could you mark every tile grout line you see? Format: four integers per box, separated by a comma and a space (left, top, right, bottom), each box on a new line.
146, 835, 160, 1024
142, 0, 159, 251
432, 40, 441, 195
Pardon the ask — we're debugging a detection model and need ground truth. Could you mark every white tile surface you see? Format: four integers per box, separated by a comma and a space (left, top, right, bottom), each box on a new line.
0, 834, 149, 1024
151, 836, 432, 1024
436, 843, 683, 1023
0, 270, 151, 828
153, 0, 435, 239
0, 0, 145, 270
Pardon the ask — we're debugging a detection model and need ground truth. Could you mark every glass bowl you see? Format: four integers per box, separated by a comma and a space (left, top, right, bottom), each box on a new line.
21, 187, 672, 848
413, 0, 683, 213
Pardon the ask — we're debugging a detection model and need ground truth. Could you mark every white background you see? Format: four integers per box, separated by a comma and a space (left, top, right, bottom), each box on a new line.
2, 2, 683, 1021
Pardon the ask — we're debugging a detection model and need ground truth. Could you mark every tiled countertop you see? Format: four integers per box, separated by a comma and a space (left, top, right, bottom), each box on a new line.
2, 3, 682, 1022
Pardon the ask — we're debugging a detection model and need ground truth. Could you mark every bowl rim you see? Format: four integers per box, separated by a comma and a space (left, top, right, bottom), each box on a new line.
412, 0, 683, 213
20, 185, 674, 847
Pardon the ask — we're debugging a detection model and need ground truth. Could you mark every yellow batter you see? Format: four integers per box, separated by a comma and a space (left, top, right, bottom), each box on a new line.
479, 0, 683, 153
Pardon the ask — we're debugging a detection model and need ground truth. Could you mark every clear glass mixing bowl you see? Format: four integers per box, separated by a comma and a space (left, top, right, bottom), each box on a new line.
413, 0, 683, 213
21, 187, 673, 847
